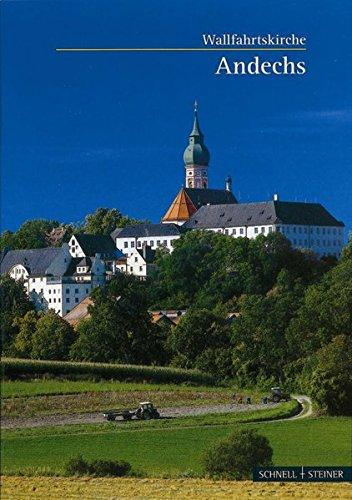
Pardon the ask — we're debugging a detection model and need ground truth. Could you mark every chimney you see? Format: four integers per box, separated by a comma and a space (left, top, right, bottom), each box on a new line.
273, 193, 279, 201
225, 175, 232, 192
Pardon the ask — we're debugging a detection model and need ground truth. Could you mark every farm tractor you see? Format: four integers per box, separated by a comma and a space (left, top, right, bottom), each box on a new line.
266, 387, 291, 403
103, 401, 160, 421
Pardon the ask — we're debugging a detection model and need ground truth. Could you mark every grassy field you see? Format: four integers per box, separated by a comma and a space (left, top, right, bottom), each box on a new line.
1, 477, 351, 499
2, 413, 350, 476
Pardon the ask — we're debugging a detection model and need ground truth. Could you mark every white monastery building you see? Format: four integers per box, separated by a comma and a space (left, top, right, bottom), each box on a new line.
0, 235, 124, 316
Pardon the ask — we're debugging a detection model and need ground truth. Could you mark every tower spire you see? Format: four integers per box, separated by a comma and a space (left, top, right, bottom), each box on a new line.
191, 100, 202, 137
183, 101, 210, 189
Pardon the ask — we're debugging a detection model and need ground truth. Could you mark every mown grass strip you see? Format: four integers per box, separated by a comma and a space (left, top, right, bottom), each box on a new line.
2, 477, 351, 499
1, 358, 216, 386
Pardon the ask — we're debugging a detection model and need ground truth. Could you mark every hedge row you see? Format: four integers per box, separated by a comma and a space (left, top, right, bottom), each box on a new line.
1, 358, 216, 386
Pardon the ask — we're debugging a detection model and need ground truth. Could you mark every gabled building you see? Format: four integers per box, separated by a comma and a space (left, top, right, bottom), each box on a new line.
183, 199, 345, 257
126, 245, 157, 279
68, 233, 117, 258
0, 244, 106, 316
68, 233, 124, 277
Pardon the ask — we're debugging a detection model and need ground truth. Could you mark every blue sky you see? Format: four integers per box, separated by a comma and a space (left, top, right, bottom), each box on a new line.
1, 0, 351, 234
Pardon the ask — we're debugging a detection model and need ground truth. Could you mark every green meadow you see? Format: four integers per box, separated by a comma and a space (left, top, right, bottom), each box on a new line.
2, 412, 350, 476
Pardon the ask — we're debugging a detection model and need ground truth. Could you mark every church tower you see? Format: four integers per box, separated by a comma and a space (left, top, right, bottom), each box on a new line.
183, 102, 210, 189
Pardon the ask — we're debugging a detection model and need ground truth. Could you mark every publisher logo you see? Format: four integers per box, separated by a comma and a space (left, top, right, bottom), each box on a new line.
253, 466, 352, 482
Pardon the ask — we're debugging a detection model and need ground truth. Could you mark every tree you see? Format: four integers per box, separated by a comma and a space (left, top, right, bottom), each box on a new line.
0, 276, 34, 353
203, 428, 273, 479
149, 230, 327, 310
286, 251, 352, 362
310, 335, 352, 416
13, 310, 38, 358
70, 273, 162, 364
231, 270, 305, 385
167, 308, 232, 377
0, 230, 15, 251
12, 219, 60, 249
31, 310, 75, 360
84, 207, 141, 235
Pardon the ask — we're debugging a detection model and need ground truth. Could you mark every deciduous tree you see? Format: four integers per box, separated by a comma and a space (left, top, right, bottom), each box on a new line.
31, 310, 75, 360
0, 276, 34, 353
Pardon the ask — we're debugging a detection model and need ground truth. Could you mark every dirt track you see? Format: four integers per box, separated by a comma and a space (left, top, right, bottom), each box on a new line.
1, 402, 279, 430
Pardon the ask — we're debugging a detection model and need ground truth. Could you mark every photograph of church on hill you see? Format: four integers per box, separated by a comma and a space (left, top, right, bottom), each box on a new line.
1, 2, 351, 495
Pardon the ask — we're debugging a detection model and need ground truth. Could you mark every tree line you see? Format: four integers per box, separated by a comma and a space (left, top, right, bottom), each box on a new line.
0, 207, 142, 250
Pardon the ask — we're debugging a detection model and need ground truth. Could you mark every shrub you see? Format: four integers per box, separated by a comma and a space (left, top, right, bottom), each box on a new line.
88, 459, 131, 477
310, 334, 352, 416
203, 428, 273, 479
64, 455, 131, 477
64, 455, 89, 476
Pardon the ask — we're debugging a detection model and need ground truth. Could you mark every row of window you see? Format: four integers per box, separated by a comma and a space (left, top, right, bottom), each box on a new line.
253, 227, 272, 234
14, 268, 26, 275
48, 298, 61, 304
217, 226, 343, 240
130, 266, 144, 272
283, 238, 341, 248
66, 297, 79, 304
65, 288, 89, 294
221, 227, 273, 235
278, 226, 342, 235
33, 287, 90, 295
223, 228, 246, 235
47, 296, 80, 305
77, 266, 88, 273
123, 239, 171, 249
